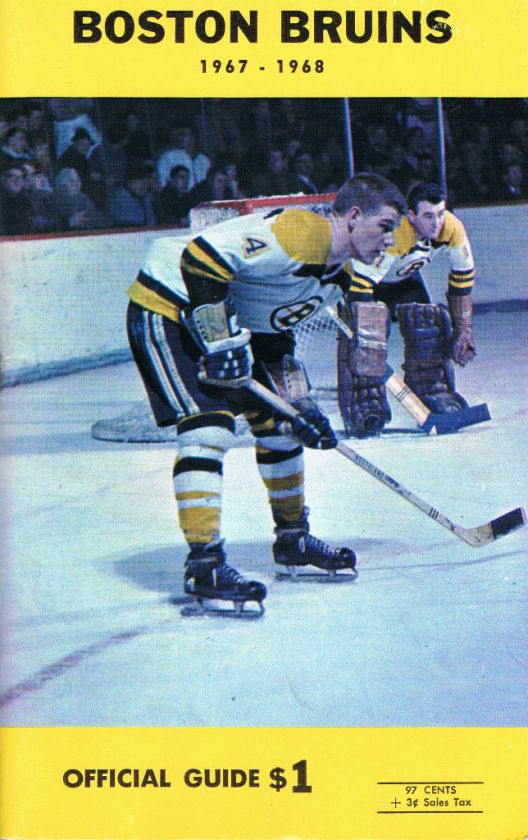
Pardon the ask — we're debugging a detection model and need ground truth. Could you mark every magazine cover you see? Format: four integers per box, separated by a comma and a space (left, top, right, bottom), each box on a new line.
1, 1, 527, 838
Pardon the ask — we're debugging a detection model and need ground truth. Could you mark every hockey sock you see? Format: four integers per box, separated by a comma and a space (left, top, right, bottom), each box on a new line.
173, 411, 236, 545
254, 441, 306, 523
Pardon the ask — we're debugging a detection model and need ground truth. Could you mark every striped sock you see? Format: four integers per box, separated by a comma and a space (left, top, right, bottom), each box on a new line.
174, 412, 235, 545
255, 442, 305, 522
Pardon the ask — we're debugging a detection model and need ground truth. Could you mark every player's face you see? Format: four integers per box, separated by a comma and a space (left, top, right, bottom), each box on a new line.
347, 204, 400, 263
409, 200, 446, 240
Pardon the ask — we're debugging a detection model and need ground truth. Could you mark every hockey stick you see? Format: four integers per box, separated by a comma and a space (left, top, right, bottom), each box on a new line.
244, 377, 526, 548
323, 306, 491, 435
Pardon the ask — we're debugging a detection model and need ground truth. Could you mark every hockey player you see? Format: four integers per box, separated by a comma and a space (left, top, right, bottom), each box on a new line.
340, 182, 477, 437
126, 173, 407, 614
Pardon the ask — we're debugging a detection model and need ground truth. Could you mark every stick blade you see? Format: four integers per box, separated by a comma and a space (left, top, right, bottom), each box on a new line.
462, 506, 527, 547
490, 507, 527, 540
423, 403, 492, 435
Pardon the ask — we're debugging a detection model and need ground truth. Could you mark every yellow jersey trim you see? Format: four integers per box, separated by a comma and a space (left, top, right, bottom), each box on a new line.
183, 240, 234, 283
440, 211, 465, 248
127, 279, 182, 322
388, 216, 417, 257
271, 209, 331, 265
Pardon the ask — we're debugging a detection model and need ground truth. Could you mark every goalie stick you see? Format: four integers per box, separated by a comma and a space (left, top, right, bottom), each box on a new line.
243, 377, 526, 548
323, 306, 491, 435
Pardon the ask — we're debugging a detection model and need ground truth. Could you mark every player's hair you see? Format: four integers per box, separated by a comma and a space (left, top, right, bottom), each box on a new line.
407, 182, 446, 212
333, 172, 407, 217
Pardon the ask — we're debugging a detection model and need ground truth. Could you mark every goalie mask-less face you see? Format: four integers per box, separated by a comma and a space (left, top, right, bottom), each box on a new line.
409, 199, 446, 241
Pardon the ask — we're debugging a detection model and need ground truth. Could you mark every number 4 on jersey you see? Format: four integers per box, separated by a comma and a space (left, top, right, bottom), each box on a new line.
242, 236, 270, 257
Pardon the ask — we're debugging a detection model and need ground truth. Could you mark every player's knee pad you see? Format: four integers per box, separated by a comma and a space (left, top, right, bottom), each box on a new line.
337, 300, 392, 438
176, 411, 236, 454
397, 303, 469, 413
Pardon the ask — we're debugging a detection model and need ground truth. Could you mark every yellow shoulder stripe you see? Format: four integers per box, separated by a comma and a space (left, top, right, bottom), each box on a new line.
387, 216, 417, 256
439, 210, 465, 248
271, 209, 331, 264
184, 240, 233, 282
180, 253, 230, 284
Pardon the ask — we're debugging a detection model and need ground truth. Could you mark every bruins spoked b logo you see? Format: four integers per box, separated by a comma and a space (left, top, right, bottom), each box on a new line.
397, 256, 431, 277
270, 297, 323, 330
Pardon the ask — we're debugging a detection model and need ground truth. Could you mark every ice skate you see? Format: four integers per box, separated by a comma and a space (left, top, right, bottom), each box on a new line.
181, 542, 266, 618
273, 508, 357, 581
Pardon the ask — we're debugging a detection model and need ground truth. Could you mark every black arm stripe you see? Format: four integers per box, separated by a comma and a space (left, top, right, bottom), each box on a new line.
353, 270, 376, 284
193, 236, 235, 276
136, 270, 188, 307
182, 248, 231, 283
450, 267, 475, 277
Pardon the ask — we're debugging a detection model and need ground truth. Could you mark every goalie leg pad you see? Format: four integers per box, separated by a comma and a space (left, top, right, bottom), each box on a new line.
337, 301, 392, 438
397, 303, 469, 414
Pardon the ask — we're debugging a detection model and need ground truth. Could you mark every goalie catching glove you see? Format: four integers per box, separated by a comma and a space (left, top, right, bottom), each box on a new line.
182, 299, 253, 385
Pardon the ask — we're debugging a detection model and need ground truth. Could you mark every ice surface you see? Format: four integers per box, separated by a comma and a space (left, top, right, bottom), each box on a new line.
1, 310, 527, 726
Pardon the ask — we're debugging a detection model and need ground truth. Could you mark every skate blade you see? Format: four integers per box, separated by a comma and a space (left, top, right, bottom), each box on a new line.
168, 594, 196, 606
180, 597, 265, 619
275, 567, 358, 583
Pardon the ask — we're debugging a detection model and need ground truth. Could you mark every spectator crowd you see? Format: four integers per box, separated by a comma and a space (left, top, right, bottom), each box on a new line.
1, 97, 527, 236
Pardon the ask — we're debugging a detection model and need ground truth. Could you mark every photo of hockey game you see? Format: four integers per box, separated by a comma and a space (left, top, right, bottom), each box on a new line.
1, 97, 527, 726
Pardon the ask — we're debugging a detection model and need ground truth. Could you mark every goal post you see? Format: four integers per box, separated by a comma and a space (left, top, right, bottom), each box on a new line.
189, 192, 336, 232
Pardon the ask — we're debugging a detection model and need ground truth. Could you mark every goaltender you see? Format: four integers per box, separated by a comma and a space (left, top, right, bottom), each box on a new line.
340, 182, 477, 437
126, 173, 406, 615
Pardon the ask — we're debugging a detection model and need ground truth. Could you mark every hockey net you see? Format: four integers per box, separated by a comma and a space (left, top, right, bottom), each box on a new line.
92, 193, 340, 442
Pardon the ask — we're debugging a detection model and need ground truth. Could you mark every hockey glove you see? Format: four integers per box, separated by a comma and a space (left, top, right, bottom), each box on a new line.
200, 339, 252, 383
182, 299, 253, 385
447, 294, 476, 366
290, 397, 338, 450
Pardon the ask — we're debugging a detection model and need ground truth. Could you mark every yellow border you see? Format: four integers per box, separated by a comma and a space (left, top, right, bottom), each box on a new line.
1, 0, 527, 97
1, 1, 527, 839
1, 727, 527, 839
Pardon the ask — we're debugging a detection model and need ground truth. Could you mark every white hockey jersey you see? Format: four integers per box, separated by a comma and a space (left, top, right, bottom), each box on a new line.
128, 208, 352, 333
349, 211, 475, 299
